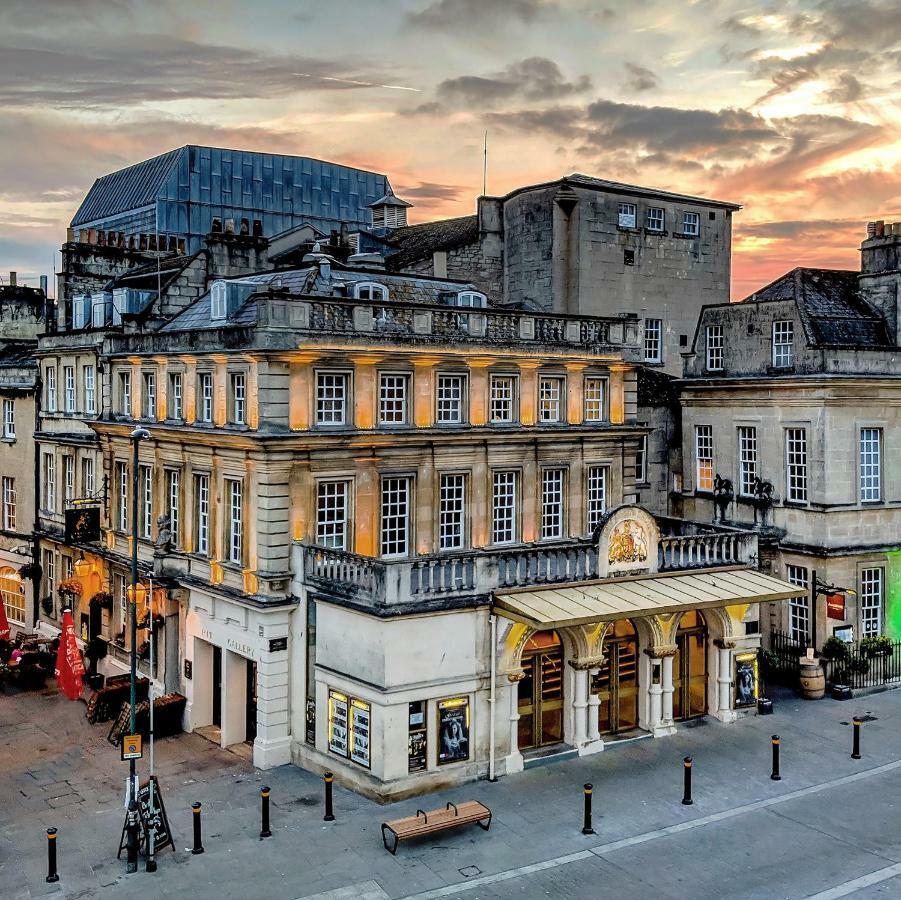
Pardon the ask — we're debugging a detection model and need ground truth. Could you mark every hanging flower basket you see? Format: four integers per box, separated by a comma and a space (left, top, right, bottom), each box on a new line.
18, 562, 41, 581
89, 591, 114, 612
58, 578, 83, 598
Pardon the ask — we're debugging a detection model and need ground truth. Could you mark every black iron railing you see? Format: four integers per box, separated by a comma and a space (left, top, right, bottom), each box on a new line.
822, 641, 901, 690
764, 630, 805, 685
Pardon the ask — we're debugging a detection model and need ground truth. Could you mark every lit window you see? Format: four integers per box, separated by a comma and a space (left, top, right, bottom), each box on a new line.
230, 372, 246, 425
860, 568, 884, 638
786, 565, 810, 646
353, 282, 389, 302
738, 426, 758, 496
489, 375, 516, 424
116, 461, 128, 531
45, 366, 57, 413
193, 474, 209, 554
169, 373, 183, 420
644, 319, 663, 363
167, 469, 180, 549
636, 434, 648, 483
705, 325, 724, 371
695, 425, 713, 492
316, 373, 349, 425
42, 453, 55, 511
119, 371, 131, 416
772, 321, 793, 368
541, 468, 565, 540
143, 372, 156, 420
646, 207, 665, 231
140, 465, 153, 539
439, 473, 466, 550
492, 470, 518, 544
618, 202, 637, 228
199, 373, 213, 423
0, 566, 25, 624
583, 377, 606, 422
64, 366, 76, 413
63, 455, 74, 503
682, 211, 700, 236
84, 366, 96, 415
2, 477, 16, 531
2, 399, 14, 439
859, 428, 881, 502
211, 281, 227, 320
316, 480, 349, 550
436, 374, 466, 424
539, 375, 565, 423
227, 479, 243, 564
380, 476, 411, 557
785, 427, 807, 503
455, 291, 486, 308
379, 373, 409, 426
586, 466, 607, 532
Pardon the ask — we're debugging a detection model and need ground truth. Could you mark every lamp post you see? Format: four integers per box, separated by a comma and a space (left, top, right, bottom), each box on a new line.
126, 427, 151, 873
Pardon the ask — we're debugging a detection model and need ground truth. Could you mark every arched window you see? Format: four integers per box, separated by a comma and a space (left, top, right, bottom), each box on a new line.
353, 282, 389, 302
0, 567, 25, 625
455, 291, 487, 308
210, 281, 227, 320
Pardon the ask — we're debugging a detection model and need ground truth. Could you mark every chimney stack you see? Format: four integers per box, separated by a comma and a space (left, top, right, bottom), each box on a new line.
860, 216, 901, 343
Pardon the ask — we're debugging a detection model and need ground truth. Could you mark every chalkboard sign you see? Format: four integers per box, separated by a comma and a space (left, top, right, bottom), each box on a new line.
117, 776, 174, 858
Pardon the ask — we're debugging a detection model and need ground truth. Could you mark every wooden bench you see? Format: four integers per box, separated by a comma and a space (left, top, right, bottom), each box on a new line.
381, 800, 491, 855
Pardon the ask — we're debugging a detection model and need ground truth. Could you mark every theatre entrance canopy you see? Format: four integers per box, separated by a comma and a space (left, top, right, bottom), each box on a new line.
492, 505, 806, 642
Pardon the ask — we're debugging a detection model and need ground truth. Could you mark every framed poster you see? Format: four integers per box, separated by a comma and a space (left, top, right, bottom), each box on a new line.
408, 700, 427, 773
327, 690, 348, 756
350, 698, 371, 768
305, 697, 316, 745
437, 696, 470, 765
734, 652, 759, 708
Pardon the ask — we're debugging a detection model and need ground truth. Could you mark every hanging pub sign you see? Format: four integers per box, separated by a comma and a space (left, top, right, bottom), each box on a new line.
437, 696, 470, 765
826, 593, 846, 620
734, 652, 759, 708
65, 505, 101, 543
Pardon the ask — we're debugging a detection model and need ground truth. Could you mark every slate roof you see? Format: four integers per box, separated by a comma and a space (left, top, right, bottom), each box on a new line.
743, 267, 893, 349
72, 148, 183, 226
104, 252, 200, 293
0, 342, 38, 369
384, 215, 479, 271
563, 174, 741, 210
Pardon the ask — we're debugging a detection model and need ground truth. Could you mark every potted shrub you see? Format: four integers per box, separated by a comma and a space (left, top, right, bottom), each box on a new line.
821, 636, 850, 663
41, 595, 54, 616
861, 635, 892, 658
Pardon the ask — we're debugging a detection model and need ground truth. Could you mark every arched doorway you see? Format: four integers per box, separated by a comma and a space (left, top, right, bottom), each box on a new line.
674, 610, 708, 720
593, 619, 639, 734
517, 631, 564, 749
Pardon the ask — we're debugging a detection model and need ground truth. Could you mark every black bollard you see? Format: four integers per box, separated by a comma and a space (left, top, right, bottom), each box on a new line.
46, 828, 59, 883
852, 717, 862, 760
771, 735, 781, 781
126, 800, 139, 873
681, 757, 693, 805
191, 802, 205, 854
323, 772, 335, 822
581, 783, 595, 835
260, 786, 272, 839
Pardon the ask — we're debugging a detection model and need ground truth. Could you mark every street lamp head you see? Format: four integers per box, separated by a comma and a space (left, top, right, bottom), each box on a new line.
130, 427, 152, 442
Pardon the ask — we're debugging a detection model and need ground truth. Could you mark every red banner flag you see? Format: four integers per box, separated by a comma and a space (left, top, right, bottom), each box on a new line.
0, 594, 10, 641
55, 609, 85, 701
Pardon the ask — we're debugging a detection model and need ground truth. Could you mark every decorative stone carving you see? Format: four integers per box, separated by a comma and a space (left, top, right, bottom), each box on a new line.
154, 514, 172, 554
506, 670, 526, 683
714, 638, 738, 650
644, 645, 678, 658
608, 520, 649, 566
568, 655, 606, 671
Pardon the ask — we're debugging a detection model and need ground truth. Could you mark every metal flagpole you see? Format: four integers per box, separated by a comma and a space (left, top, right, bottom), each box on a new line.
146, 576, 157, 872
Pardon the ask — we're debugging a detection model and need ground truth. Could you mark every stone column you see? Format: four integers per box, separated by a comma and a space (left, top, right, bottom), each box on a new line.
572, 655, 605, 755
608, 364, 628, 425
505, 671, 525, 774
565, 363, 586, 424
517, 362, 540, 426
412, 358, 437, 428
714, 638, 737, 723
654, 645, 678, 735
568, 662, 589, 747
253, 653, 292, 768
586, 667, 601, 744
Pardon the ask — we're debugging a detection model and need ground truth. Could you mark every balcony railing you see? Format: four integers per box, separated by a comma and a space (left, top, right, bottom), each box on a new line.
301, 520, 757, 610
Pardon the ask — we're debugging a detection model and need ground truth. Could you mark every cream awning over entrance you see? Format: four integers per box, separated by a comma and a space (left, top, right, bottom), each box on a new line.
493, 567, 807, 629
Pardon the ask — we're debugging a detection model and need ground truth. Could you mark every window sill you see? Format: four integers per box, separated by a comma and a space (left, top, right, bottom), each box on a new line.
673, 231, 700, 239
644, 228, 668, 236
783, 501, 809, 508
1, 437, 15, 443
766, 365, 794, 375
616, 225, 640, 233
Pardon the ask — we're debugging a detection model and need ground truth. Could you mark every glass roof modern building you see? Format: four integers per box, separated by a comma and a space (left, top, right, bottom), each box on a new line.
70, 145, 391, 252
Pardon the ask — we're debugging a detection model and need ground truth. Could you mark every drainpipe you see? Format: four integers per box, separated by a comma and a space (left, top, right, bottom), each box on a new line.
488, 612, 497, 782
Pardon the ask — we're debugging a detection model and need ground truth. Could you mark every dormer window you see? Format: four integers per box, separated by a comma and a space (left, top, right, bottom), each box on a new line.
454, 291, 487, 308
353, 282, 389, 302
211, 281, 227, 320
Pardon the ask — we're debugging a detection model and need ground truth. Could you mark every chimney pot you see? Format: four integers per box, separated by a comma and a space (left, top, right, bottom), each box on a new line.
9, 271, 16, 287
875, 220, 885, 237
211, 217, 222, 233
252, 219, 263, 237
866, 221, 877, 238
225, 218, 235, 234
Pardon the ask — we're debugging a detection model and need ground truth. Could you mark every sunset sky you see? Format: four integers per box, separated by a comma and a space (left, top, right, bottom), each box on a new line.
1, 0, 899, 298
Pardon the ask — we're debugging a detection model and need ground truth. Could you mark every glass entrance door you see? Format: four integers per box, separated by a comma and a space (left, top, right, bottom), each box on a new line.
594, 620, 639, 734
212, 646, 222, 727
245, 660, 258, 744
517, 631, 564, 750
674, 610, 708, 721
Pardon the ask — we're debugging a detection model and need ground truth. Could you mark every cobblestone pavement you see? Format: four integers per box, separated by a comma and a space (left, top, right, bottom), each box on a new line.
2, 682, 900, 899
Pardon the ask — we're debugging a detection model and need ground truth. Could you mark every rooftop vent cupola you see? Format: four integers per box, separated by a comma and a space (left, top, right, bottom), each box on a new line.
369, 188, 412, 230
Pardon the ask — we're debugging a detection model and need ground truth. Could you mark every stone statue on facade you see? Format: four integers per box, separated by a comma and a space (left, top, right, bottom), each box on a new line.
713, 473, 734, 523
155, 514, 172, 555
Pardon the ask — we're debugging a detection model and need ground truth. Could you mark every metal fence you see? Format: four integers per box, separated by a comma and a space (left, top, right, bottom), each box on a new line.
763, 630, 805, 686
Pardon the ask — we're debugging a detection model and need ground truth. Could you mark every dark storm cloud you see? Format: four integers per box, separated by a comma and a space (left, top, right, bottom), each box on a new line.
621, 63, 659, 93
482, 106, 585, 139
407, 0, 555, 29
397, 181, 465, 203
738, 219, 862, 240
0, 36, 407, 109
435, 58, 591, 108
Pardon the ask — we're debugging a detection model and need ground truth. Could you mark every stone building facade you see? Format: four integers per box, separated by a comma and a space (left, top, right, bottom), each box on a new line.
680, 225, 901, 650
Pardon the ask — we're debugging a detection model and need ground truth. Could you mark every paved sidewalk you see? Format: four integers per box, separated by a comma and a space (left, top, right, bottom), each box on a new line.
1, 682, 899, 899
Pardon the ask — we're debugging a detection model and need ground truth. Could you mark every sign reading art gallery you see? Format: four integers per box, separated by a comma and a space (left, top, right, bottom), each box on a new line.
437, 696, 470, 766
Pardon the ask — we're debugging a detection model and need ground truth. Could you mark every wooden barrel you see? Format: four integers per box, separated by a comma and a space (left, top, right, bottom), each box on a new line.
799, 659, 825, 699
